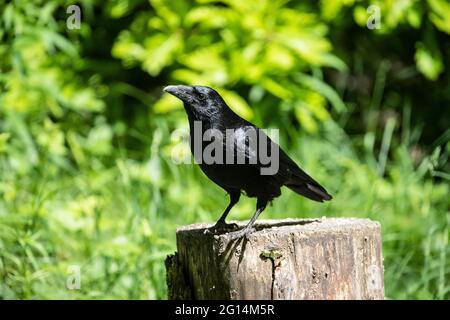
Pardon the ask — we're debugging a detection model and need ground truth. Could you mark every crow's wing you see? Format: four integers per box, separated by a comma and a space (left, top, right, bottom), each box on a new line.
230, 125, 332, 202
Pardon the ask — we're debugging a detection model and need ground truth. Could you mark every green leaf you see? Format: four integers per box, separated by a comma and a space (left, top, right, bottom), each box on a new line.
142, 33, 182, 76
154, 93, 183, 113
3, 4, 14, 30
185, 6, 229, 28
181, 45, 225, 72
320, 0, 355, 21
172, 69, 211, 84
293, 73, 347, 112
428, 0, 450, 34
150, 0, 182, 29
415, 42, 443, 81
41, 30, 78, 57
0, 132, 11, 153
318, 53, 348, 72
295, 105, 317, 134
260, 78, 292, 100
277, 32, 332, 65
219, 89, 254, 120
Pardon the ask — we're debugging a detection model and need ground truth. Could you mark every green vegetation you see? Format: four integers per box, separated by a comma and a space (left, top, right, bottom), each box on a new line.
0, 0, 449, 299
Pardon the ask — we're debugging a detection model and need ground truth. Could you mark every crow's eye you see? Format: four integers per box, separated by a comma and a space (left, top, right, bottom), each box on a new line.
198, 93, 207, 101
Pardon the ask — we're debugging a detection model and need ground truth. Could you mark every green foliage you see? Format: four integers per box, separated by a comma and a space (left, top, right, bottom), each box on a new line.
327, 0, 450, 81
0, 0, 449, 299
0, 0, 110, 176
113, 0, 346, 133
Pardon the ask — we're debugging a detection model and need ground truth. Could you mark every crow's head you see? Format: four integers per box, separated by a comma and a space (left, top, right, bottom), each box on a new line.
163, 85, 226, 120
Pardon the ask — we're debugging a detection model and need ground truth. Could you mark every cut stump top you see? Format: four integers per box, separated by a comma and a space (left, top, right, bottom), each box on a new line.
177, 217, 381, 238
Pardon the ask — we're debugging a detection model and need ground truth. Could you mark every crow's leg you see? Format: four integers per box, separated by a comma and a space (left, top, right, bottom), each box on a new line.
204, 191, 240, 234
228, 198, 268, 240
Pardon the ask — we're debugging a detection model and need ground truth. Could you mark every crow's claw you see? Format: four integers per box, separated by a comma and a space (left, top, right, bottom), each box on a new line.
203, 222, 240, 235
228, 227, 256, 240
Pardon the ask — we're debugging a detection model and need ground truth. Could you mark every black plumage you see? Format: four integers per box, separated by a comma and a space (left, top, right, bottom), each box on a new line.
164, 85, 332, 239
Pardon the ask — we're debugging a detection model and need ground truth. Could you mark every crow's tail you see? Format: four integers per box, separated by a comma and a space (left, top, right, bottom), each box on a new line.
285, 171, 332, 202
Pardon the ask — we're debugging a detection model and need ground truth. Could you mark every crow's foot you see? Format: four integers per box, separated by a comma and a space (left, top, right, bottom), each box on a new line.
228, 226, 256, 240
203, 222, 239, 235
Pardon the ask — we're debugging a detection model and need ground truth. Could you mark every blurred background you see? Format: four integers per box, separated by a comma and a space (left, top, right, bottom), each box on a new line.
0, 0, 449, 299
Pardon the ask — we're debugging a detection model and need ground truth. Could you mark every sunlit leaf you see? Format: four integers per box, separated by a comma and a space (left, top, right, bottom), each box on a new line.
0, 132, 10, 153
260, 78, 292, 100
154, 93, 183, 113
428, 0, 450, 34
218, 89, 254, 120
295, 105, 317, 134
293, 73, 347, 112
142, 33, 182, 76
415, 42, 443, 80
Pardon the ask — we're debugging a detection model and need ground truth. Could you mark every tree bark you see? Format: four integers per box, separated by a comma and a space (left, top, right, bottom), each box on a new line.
166, 218, 384, 300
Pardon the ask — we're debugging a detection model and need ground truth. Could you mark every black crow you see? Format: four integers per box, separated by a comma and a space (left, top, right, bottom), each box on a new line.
164, 85, 332, 239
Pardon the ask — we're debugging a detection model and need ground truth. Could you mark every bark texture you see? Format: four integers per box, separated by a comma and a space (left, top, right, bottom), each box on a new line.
166, 218, 384, 300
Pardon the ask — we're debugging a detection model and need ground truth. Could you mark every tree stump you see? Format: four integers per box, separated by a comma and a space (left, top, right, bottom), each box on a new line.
165, 218, 384, 300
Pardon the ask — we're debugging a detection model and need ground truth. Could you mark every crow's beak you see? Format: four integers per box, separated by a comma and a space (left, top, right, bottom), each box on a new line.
163, 85, 193, 101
